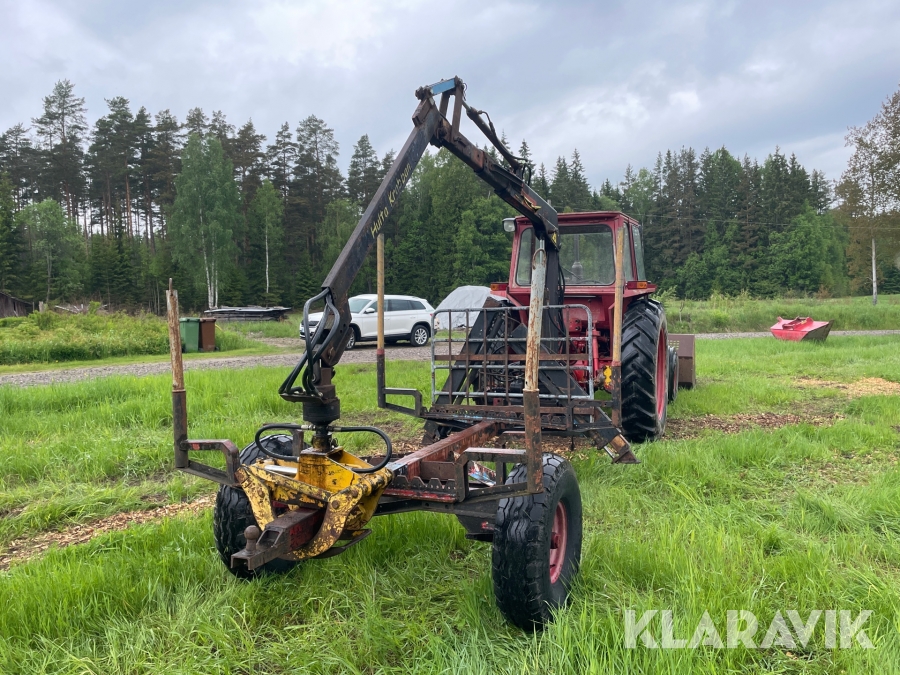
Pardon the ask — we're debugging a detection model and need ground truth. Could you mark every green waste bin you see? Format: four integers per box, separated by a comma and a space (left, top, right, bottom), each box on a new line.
179, 317, 200, 353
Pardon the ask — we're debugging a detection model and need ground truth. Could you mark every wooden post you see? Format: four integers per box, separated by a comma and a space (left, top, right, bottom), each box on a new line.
166, 279, 188, 468
376, 233, 386, 408
611, 226, 625, 427
523, 239, 547, 494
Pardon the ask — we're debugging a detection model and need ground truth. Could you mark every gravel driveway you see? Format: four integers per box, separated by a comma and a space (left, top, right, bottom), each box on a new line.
1, 330, 897, 389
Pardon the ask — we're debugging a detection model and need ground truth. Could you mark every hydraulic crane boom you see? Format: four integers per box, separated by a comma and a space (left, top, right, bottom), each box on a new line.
280, 77, 563, 432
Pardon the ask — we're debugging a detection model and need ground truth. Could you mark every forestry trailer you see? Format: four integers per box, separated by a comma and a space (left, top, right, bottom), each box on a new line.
164, 77, 694, 630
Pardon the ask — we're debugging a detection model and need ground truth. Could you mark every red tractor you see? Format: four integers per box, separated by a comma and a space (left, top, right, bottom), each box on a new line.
490, 211, 683, 443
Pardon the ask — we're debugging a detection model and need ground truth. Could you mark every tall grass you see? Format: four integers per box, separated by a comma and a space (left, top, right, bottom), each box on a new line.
659, 291, 900, 333
0, 312, 258, 365
0, 337, 899, 672
0, 361, 428, 545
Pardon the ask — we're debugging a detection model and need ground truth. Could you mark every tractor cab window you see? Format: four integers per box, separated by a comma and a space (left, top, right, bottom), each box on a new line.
515, 228, 535, 286
515, 224, 624, 286
631, 222, 646, 280
560, 226, 616, 285
622, 226, 634, 282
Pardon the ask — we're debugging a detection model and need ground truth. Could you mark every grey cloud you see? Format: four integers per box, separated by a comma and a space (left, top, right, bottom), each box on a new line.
1, 0, 898, 186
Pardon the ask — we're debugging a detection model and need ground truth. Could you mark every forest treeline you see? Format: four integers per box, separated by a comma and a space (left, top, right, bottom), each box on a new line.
1, 80, 898, 311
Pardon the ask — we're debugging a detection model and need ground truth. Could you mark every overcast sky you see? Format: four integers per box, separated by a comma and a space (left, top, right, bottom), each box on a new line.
2, 0, 899, 188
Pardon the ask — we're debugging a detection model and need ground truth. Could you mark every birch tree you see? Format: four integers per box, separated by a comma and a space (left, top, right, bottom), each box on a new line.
248, 179, 283, 304
170, 134, 239, 309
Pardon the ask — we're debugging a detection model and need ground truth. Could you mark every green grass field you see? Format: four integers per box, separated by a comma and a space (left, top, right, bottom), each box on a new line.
220, 294, 900, 343
0, 312, 260, 366
662, 292, 900, 333
1, 337, 899, 673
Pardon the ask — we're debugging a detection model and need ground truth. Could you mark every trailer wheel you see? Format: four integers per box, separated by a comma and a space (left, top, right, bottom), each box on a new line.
621, 298, 668, 442
492, 454, 582, 630
667, 346, 679, 403
213, 435, 299, 579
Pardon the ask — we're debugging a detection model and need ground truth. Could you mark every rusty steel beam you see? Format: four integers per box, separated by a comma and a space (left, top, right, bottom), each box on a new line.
387, 420, 500, 477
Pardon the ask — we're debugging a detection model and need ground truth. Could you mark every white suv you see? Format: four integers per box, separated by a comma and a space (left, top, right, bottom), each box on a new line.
300, 294, 435, 349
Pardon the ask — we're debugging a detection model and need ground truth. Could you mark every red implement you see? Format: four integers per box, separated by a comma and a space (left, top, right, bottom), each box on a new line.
770, 316, 833, 342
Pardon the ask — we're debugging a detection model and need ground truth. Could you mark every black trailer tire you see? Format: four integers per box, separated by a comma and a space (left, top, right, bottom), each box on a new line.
492, 454, 582, 630
213, 435, 299, 579
410, 323, 430, 346
667, 346, 679, 403
621, 298, 668, 442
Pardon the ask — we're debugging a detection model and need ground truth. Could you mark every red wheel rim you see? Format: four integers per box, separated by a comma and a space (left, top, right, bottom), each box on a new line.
656, 331, 667, 420
549, 501, 568, 584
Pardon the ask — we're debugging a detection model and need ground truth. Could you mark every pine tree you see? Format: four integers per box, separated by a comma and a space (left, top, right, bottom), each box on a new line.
347, 134, 381, 209
105, 97, 138, 239
550, 156, 570, 210
0, 175, 24, 293
32, 80, 88, 223
291, 115, 343, 295
148, 110, 182, 236
0, 124, 37, 209
266, 122, 296, 202
232, 120, 266, 205
534, 163, 550, 199
210, 111, 235, 159
518, 140, 532, 183
133, 106, 156, 248
184, 108, 209, 138
568, 150, 592, 211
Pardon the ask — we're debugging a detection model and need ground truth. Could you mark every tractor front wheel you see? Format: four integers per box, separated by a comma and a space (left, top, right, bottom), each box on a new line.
213, 435, 300, 579
621, 298, 668, 442
491, 454, 583, 630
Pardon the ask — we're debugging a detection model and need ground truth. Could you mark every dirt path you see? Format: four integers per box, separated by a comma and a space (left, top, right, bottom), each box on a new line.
0, 344, 432, 388
2, 330, 898, 389
0, 496, 214, 571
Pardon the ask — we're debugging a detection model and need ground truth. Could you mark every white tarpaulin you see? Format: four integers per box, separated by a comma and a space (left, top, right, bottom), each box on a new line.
434, 286, 503, 329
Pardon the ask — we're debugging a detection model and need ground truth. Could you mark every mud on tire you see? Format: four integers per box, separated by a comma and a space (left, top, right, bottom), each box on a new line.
621, 297, 668, 442
491, 454, 583, 630
213, 435, 299, 579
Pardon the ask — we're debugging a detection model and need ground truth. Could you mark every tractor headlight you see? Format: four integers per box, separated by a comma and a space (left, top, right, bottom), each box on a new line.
503, 218, 515, 233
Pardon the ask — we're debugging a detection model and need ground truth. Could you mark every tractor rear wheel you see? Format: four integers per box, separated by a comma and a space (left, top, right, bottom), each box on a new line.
491, 454, 582, 630
213, 435, 300, 579
621, 298, 668, 442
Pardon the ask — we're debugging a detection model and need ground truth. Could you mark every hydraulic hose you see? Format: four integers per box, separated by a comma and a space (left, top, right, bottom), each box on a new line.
252, 423, 392, 473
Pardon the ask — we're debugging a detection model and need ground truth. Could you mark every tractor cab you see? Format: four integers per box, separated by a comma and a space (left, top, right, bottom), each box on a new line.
499, 212, 656, 337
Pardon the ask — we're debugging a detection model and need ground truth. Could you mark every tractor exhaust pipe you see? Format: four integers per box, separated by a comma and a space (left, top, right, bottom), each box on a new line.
166, 279, 188, 469
523, 239, 547, 494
